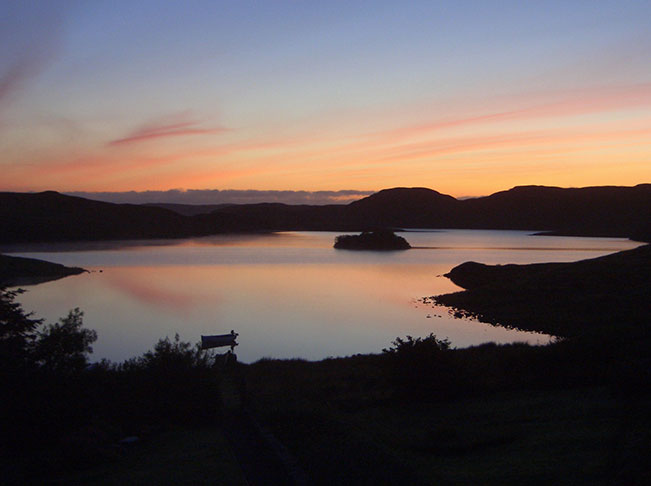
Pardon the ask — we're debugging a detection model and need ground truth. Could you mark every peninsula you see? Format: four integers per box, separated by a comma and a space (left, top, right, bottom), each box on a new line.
0, 254, 86, 286
429, 243, 651, 337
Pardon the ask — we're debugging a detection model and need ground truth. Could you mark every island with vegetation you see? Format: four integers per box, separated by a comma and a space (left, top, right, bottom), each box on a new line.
334, 230, 411, 250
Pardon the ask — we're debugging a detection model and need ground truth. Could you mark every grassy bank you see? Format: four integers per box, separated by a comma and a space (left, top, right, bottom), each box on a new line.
243, 348, 650, 485
39, 340, 651, 485
48, 426, 246, 486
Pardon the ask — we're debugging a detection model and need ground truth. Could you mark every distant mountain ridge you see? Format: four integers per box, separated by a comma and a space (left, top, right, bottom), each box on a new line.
461, 184, 651, 234
143, 202, 233, 216
0, 191, 220, 243
0, 184, 649, 243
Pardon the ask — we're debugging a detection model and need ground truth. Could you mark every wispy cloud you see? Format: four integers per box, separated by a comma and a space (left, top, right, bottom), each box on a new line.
377, 126, 651, 164
108, 113, 226, 145
0, 58, 41, 106
0, 3, 64, 110
369, 83, 651, 144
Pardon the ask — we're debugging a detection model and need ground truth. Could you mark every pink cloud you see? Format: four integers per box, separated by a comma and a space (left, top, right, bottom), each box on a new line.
0, 3, 64, 111
108, 113, 227, 145
370, 83, 651, 143
376, 126, 651, 164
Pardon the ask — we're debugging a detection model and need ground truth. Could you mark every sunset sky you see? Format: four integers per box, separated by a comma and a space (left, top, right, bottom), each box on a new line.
1, 0, 650, 201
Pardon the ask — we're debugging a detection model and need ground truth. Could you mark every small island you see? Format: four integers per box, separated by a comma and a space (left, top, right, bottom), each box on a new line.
334, 230, 411, 250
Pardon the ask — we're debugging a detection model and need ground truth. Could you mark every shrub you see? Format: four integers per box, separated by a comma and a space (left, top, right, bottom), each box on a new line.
383, 333, 451, 356
383, 334, 457, 400
107, 334, 222, 428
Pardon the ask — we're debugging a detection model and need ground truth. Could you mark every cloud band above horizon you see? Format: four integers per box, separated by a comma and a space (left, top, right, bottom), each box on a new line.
65, 189, 376, 206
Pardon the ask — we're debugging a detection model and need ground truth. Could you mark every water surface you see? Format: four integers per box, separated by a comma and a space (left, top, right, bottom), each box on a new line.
5, 230, 641, 363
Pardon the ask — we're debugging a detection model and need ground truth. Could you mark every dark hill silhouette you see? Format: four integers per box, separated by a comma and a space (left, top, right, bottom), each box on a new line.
144, 202, 233, 216
1, 184, 649, 243
0, 191, 220, 243
460, 184, 651, 237
209, 203, 350, 231
346, 187, 459, 228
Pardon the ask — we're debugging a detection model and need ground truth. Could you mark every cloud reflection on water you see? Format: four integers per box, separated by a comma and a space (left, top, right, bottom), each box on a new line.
103, 267, 202, 313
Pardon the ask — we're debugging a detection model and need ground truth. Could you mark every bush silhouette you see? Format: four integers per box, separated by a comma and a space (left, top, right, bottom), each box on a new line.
383, 334, 458, 399
1, 289, 222, 481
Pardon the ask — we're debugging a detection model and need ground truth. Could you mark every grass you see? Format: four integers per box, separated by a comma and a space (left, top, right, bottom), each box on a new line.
46, 426, 246, 485
244, 355, 651, 485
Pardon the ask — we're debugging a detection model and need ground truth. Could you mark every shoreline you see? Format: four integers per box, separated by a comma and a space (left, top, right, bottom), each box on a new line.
430, 243, 651, 338
0, 254, 86, 287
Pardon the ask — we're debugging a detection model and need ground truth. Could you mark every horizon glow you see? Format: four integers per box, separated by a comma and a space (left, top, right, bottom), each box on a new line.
1, 1, 650, 198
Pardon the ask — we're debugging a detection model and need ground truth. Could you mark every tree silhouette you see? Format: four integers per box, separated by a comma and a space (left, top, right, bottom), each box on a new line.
0, 288, 43, 372
0, 288, 96, 374
34, 308, 97, 374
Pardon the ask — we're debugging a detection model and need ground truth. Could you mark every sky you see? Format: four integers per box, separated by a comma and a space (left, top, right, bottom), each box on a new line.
1, 0, 650, 202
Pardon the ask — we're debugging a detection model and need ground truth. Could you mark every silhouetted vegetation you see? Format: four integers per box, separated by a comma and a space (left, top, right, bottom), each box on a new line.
382, 334, 457, 399
245, 337, 651, 485
334, 230, 411, 250
0, 288, 222, 484
104, 334, 221, 429
33, 308, 97, 375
